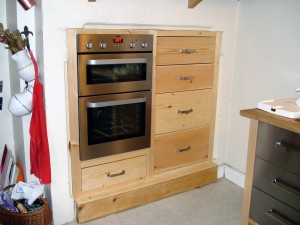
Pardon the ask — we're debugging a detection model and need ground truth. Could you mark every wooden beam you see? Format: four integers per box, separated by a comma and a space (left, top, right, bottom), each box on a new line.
188, 0, 203, 8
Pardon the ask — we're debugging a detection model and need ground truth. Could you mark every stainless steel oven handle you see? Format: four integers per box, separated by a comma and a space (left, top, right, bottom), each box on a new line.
86, 58, 147, 65
87, 97, 146, 108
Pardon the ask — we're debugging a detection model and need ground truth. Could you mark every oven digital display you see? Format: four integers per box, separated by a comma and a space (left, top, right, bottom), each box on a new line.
113, 37, 123, 43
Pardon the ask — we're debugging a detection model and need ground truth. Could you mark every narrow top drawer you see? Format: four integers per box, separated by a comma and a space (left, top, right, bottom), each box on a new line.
156, 37, 216, 65
256, 122, 300, 176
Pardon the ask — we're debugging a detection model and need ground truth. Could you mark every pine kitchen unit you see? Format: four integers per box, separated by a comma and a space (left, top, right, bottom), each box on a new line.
67, 29, 222, 223
240, 109, 300, 225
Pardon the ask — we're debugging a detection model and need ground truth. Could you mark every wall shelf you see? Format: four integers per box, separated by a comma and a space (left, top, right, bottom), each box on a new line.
87, 0, 204, 8
188, 0, 203, 8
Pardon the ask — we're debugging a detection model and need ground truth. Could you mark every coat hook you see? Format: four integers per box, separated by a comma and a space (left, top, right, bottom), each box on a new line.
21, 26, 33, 50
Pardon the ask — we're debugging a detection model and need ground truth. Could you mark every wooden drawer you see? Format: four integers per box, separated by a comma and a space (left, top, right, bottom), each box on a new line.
156, 37, 216, 65
250, 187, 300, 225
253, 158, 300, 211
155, 64, 214, 93
155, 89, 213, 134
81, 155, 147, 191
256, 122, 300, 176
154, 127, 209, 173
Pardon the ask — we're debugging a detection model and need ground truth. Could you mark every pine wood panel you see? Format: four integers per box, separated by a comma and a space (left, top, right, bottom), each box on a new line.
156, 36, 216, 65
155, 64, 214, 93
155, 89, 213, 134
82, 156, 147, 192
188, 0, 203, 8
240, 119, 258, 225
154, 127, 210, 173
76, 166, 217, 223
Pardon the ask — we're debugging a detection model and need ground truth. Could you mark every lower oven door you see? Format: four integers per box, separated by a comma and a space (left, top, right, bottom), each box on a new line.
79, 91, 151, 161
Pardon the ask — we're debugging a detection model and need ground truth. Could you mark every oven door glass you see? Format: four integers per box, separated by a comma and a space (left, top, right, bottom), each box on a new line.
78, 53, 152, 96
87, 58, 146, 84
87, 98, 146, 145
79, 91, 151, 160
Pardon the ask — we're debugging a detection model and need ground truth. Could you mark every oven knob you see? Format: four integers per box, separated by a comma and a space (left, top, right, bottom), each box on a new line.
100, 42, 107, 49
141, 42, 148, 48
129, 42, 136, 48
86, 42, 93, 49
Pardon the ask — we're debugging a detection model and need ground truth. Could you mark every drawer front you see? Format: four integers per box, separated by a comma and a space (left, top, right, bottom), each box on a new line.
250, 188, 300, 225
156, 37, 216, 65
154, 127, 210, 173
155, 64, 214, 93
155, 89, 213, 134
253, 158, 300, 211
256, 122, 300, 176
81, 155, 147, 191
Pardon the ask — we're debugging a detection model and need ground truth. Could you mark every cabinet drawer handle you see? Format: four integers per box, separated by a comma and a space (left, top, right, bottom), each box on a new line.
178, 108, 193, 115
179, 49, 197, 54
266, 209, 297, 225
178, 76, 195, 81
176, 146, 191, 153
272, 178, 300, 197
107, 170, 125, 178
275, 141, 300, 153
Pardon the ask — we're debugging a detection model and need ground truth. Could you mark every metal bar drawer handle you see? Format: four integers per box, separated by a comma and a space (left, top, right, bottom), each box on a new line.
179, 49, 197, 54
266, 209, 297, 225
176, 146, 191, 153
272, 178, 300, 197
178, 76, 195, 81
107, 170, 125, 178
275, 141, 300, 153
178, 108, 193, 115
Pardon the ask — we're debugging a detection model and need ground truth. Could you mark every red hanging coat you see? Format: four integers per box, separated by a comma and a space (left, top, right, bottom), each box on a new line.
28, 50, 51, 184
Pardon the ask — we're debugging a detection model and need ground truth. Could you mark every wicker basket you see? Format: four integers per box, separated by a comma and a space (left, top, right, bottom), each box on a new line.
0, 185, 52, 225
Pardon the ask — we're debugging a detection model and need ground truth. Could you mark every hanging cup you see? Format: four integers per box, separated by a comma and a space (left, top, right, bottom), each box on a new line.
8, 85, 33, 117
17, 0, 36, 11
11, 49, 36, 82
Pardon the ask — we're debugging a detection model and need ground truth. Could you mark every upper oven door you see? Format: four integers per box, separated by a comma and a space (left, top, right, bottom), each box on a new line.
78, 53, 152, 96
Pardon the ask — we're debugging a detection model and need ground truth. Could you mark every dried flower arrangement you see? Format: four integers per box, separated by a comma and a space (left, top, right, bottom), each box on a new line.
0, 23, 26, 54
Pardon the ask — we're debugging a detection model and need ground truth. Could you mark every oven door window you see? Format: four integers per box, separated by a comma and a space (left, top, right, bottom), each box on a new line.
87, 98, 146, 145
86, 58, 147, 84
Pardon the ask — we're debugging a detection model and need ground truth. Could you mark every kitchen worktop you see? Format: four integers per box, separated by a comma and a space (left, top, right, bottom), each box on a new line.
240, 108, 300, 134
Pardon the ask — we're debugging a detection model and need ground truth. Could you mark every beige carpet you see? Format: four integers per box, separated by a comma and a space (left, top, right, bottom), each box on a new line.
66, 178, 243, 225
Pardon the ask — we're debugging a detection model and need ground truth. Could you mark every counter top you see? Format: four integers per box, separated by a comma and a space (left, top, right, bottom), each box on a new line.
240, 108, 300, 134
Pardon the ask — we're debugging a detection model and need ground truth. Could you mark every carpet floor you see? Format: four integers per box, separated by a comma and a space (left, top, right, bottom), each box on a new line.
67, 178, 243, 225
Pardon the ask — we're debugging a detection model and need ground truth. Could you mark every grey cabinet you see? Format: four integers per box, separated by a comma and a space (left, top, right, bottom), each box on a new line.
250, 122, 300, 225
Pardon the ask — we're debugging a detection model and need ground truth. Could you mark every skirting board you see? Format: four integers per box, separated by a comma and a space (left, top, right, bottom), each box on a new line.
217, 164, 245, 188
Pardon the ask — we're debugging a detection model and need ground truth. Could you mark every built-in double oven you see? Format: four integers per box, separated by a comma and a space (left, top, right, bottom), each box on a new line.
77, 34, 153, 161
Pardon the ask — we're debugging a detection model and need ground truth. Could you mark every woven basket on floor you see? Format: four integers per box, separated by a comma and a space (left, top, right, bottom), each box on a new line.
0, 185, 52, 225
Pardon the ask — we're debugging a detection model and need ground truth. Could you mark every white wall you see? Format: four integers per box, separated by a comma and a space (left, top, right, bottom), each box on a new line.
39, 0, 238, 224
0, 0, 14, 159
227, 0, 300, 174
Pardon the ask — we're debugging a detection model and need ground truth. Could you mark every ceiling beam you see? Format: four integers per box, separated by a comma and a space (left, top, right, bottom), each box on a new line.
188, 0, 203, 8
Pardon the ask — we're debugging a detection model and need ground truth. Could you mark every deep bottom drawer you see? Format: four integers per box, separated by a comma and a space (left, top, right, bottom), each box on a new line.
154, 127, 210, 173
250, 188, 300, 225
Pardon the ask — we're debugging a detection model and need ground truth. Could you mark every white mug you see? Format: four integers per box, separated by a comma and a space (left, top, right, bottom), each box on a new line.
8, 85, 33, 117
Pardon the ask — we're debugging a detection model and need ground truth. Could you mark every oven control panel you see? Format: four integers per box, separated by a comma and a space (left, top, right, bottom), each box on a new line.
77, 34, 153, 53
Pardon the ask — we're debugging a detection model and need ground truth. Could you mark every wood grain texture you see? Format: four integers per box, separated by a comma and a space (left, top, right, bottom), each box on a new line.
155, 89, 213, 134
188, 0, 203, 8
76, 165, 217, 223
155, 64, 214, 93
156, 36, 216, 65
240, 120, 258, 225
240, 108, 300, 134
154, 127, 210, 173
